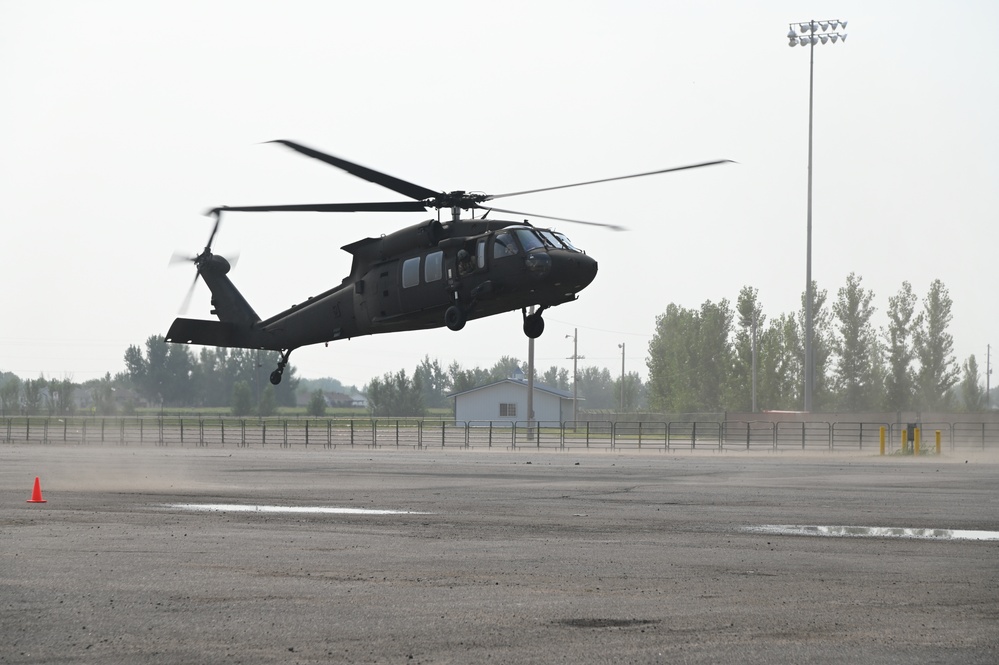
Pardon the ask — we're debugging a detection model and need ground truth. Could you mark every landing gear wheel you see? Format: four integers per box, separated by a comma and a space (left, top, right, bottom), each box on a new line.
523, 313, 545, 339
444, 305, 466, 331
270, 349, 293, 385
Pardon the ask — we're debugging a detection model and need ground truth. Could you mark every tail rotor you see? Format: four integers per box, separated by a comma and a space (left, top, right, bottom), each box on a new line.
170, 211, 225, 315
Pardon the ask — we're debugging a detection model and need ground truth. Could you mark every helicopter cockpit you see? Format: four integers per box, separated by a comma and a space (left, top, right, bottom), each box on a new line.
493, 226, 585, 255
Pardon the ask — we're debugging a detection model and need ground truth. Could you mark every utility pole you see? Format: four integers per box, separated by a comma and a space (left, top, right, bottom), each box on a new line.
987, 344, 993, 409
751, 316, 758, 413
618, 343, 626, 412
566, 329, 584, 423
527, 306, 535, 437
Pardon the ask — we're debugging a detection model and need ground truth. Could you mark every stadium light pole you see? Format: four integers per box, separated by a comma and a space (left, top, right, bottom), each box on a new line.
787, 18, 848, 412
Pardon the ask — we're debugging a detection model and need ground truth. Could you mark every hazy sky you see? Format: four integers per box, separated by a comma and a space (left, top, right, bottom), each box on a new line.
2, 1, 997, 392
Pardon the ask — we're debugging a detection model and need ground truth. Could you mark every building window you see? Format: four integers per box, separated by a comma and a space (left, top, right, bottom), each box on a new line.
499, 403, 517, 417
425, 251, 443, 282
402, 257, 420, 288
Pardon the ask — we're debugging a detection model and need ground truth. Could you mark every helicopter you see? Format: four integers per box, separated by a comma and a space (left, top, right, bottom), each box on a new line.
166, 140, 728, 384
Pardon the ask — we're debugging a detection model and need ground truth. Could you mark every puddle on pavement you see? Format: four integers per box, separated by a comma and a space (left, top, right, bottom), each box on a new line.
748, 525, 999, 541
168, 503, 433, 515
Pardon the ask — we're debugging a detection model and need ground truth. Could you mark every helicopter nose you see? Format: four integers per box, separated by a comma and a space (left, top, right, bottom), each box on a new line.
551, 251, 598, 294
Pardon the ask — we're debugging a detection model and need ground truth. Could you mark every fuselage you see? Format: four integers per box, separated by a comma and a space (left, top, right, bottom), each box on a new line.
166, 218, 597, 353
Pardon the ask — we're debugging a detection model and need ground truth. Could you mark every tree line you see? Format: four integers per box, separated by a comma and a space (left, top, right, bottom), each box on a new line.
2, 276, 992, 418
122, 336, 299, 415
0, 336, 300, 417
647, 276, 991, 414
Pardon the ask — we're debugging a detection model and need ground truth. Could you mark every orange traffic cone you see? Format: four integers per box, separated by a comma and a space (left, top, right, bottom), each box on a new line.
26, 476, 47, 503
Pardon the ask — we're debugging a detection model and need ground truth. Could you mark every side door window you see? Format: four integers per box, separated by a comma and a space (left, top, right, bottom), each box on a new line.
476, 239, 486, 269
402, 256, 421, 288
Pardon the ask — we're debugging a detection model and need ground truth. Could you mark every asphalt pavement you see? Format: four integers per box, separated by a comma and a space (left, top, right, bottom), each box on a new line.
2, 444, 997, 664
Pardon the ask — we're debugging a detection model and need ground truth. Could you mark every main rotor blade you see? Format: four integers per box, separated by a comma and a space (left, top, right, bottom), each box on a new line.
483, 206, 627, 231
205, 211, 222, 250
207, 201, 428, 216
489, 159, 734, 200
269, 140, 440, 202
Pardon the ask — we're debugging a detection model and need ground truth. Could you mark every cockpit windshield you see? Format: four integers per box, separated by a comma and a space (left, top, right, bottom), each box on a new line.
511, 228, 546, 252
538, 230, 563, 249
552, 232, 581, 253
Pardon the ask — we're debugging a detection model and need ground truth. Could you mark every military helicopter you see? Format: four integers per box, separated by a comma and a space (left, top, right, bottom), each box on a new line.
166, 140, 728, 384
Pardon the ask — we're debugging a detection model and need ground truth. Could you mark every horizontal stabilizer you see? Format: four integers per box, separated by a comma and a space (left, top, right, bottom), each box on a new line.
166, 318, 249, 348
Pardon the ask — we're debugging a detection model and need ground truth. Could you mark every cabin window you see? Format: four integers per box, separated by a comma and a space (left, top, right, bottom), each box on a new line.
493, 232, 519, 259
499, 403, 517, 417
402, 257, 421, 288
476, 239, 486, 269
425, 251, 443, 282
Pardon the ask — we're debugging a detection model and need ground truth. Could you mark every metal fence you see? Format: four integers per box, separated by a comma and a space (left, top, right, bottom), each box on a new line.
4, 416, 999, 452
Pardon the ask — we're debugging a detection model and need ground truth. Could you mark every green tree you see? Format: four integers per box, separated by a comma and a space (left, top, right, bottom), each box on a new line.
414, 356, 450, 409
831, 273, 881, 411
306, 389, 327, 417
231, 382, 254, 417
447, 361, 489, 394
125, 339, 298, 409
366, 369, 425, 417
44, 378, 75, 416
0, 375, 21, 415
765, 314, 804, 410
257, 385, 277, 417
88, 372, 117, 416
613, 371, 645, 412
958, 355, 986, 412
883, 281, 919, 412
124, 336, 194, 407
913, 279, 959, 410
647, 299, 733, 414
575, 366, 616, 411
541, 366, 570, 390
22, 378, 44, 415
730, 286, 765, 411
488, 356, 523, 381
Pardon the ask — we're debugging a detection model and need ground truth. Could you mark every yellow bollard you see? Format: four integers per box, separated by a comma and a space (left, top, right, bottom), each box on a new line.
901, 428, 907, 454
880, 426, 886, 456
914, 427, 921, 456
936, 430, 941, 455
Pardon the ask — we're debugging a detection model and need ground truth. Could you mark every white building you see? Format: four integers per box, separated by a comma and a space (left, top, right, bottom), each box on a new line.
450, 369, 575, 423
